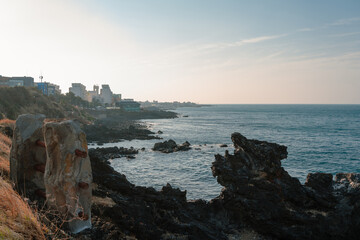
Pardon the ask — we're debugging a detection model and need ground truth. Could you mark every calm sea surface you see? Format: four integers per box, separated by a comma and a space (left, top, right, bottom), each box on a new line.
90, 105, 360, 200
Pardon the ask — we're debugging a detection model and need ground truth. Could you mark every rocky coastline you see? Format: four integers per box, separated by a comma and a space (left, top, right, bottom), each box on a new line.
78, 132, 359, 239
83, 109, 177, 144
3, 113, 359, 239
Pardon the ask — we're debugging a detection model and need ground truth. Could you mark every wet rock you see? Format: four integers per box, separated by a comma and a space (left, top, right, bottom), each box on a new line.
220, 144, 228, 147
10, 114, 46, 199
157, 130, 163, 134
211, 132, 360, 240
152, 140, 191, 153
44, 120, 92, 234
176, 141, 191, 151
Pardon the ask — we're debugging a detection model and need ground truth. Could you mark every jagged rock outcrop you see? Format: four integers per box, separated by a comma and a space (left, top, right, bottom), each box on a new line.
153, 140, 191, 153
211, 132, 360, 240
43, 120, 92, 234
10, 114, 47, 199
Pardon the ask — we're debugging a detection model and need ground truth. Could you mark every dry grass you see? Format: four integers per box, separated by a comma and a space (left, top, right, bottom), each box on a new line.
0, 155, 9, 178
0, 178, 45, 240
0, 120, 45, 239
0, 118, 15, 127
0, 132, 11, 178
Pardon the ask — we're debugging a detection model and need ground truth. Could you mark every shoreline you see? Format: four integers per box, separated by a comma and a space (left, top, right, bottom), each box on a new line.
2, 116, 360, 239
83, 109, 178, 144
84, 133, 360, 239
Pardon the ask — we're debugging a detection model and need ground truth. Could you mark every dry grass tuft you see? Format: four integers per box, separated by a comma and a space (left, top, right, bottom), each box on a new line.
0, 132, 11, 178
0, 133, 11, 152
0, 118, 15, 127
0, 178, 45, 240
0, 155, 9, 178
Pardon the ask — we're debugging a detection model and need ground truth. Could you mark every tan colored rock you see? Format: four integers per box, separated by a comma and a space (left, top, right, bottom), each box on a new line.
43, 120, 92, 233
10, 114, 47, 198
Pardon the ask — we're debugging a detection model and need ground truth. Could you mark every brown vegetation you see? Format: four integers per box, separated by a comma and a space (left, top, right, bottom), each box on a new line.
0, 120, 45, 239
0, 119, 14, 177
0, 178, 45, 240
0, 133, 11, 178
0, 118, 15, 127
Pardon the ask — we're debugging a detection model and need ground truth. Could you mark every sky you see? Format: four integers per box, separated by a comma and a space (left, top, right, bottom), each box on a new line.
0, 0, 359, 104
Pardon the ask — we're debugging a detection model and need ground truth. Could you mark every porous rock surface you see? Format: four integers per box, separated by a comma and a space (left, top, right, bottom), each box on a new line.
44, 120, 92, 234
10, 114, 47, 199
211, 132, 360, 240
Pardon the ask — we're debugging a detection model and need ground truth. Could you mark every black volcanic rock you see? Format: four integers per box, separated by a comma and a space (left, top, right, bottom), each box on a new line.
305, 172, 333, 192
152, 140, 191, 153
211, 132, 360, 240
87, 147, 241, 240
80, 133, 359, 239
84, 123, 160, 143
89, 146, 138, 160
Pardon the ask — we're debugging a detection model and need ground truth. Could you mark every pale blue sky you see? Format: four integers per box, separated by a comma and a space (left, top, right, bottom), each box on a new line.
0, 0, 359, 103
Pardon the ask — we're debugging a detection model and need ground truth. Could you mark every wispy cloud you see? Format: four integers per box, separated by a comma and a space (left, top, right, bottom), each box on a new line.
330, 31, 360, 37
296, 28, 314, 32
330, 17, 360, 26
241, 34, 286, 43
197, 34, 287, 51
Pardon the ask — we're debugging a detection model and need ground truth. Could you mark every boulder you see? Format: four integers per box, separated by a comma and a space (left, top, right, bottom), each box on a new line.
10, 114, 46, 199
176, 141, 191, 151
152, 140, 191, 153
152, 139, 177, 153
43, 120, 92, 234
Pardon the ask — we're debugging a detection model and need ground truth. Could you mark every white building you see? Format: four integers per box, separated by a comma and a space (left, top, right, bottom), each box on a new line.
100, 84, 113, 105
69, 83, 87, 100
87, 85, 100, 102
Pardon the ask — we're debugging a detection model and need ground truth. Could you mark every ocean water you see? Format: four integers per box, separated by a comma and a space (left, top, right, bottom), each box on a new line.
90, 105, 360, 200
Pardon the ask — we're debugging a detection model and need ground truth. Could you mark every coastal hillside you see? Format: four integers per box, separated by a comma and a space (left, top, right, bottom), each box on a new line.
0, 87, 91, 121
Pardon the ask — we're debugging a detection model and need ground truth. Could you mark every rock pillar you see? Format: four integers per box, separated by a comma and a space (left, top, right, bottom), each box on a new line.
10, 114, 47, 199
43, 120, 92, 233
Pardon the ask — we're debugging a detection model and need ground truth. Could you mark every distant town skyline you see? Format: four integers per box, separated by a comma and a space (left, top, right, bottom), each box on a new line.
1, 0, 359, 104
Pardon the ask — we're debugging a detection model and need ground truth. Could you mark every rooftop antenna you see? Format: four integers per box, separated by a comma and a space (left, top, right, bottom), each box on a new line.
39, 75, 43, 83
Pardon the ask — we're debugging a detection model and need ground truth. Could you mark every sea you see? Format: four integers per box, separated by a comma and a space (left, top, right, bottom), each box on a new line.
90, 105, 360, 201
